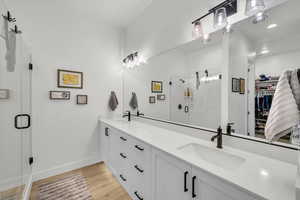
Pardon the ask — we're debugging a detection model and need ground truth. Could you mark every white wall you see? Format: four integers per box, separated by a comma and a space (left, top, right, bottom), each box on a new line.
5, 1, 124, 179
255, 50, 300, 77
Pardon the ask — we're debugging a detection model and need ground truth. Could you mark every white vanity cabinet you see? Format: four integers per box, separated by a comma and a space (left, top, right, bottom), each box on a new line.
152, 149, 192, 200
100, 123, 267, 200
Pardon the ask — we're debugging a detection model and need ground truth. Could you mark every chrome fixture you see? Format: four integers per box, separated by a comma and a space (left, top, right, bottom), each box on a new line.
211, 126, 223, 149
123, 52, 146, 69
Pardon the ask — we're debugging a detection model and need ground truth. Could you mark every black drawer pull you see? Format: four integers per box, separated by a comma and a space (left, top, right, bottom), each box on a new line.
134, 191, 143, 200
135, 145, 144, 151
184, 171, 188, 192
120, 153, 127, 159
120, 174, 127, 182
192, 176, 196, 198
105, 127, 109, 136
134, 165, 144, 173
120, 136, 127, 141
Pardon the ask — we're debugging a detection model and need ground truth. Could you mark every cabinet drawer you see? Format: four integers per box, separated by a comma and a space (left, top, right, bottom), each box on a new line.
116, 131, 131, 155
129, 137, 151, 166
130, 188, 147, 200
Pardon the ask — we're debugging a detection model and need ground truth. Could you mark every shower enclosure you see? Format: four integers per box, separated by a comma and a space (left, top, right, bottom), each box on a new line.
0, 3, 33, 199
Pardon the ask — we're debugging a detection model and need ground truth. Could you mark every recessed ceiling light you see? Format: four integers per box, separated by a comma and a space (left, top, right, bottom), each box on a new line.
267, 24, 278, 29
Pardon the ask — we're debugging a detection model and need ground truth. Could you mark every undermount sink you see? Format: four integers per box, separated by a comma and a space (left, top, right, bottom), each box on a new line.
177, 143, 246, 170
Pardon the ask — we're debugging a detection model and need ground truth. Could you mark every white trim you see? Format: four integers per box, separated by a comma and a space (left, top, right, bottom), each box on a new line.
0, 175, 23, 192
23, 174, 32, 200
32, 153, 102, 182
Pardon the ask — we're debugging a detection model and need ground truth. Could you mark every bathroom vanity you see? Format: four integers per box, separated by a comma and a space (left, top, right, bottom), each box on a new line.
99, 118, 297, 200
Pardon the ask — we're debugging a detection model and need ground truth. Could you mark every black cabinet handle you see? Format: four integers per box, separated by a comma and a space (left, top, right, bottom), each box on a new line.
120, 153, 127, 159
120, 136, 127, 141
184, 171, 189, 192
120, 174, 127, 182
105, 127, 109, 136
192, 176, 196, 198
134, 165, 144, 173
14, 114, 31, 129
135, 145, 144, 151
134, 191, 143, 200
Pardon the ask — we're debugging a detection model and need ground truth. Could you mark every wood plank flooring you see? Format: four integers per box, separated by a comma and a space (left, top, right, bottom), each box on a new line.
0, 185, 24, 200
30, 162, 132, 200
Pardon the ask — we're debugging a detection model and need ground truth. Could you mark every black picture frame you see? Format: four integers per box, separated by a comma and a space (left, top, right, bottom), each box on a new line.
77, 95, 88, 105
57, 69, 83, 89
157, 94, 166, 101
49, 91, 71, 100
151, 81, 163, 93
232, 78, 240, 93
149, 96, 156, 104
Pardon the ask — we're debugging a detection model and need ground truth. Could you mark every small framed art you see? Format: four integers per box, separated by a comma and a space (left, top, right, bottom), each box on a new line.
232, 78, 240, 93
157, 94, 166, 101
149, 96, 156, 104
240, 78, 245, 94
49, 91, 70, 100
57, 69, 83, 89
0, 89, 9, 99
77, 95, 88, 105
151, 81, 163, 93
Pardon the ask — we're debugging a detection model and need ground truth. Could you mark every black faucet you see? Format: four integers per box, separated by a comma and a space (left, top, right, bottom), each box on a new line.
137, 110, 144, 117
123, 111, 131, 122
211, 126, 223, 149
226, 122, 234, 135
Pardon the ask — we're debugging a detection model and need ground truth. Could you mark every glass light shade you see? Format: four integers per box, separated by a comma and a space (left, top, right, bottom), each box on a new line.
214, 7, 228, 29
245, 0, 266, 16
192, 21, 204, 39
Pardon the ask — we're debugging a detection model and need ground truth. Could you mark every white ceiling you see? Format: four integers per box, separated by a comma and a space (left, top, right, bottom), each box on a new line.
235, 0, 300, 55
5, 0, 153, 27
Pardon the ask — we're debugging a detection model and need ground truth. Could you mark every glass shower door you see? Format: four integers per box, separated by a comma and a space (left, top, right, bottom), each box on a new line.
0, 28, 32, 200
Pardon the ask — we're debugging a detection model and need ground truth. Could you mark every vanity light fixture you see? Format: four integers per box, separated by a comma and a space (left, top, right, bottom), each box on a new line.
252, 11, 268, 24
214, 7, 228, 29
260, 48, 270, 55
267, 23, 277, 29
122, 52, 146, 69
245, 0, 266, 17
193, 20, 204, 39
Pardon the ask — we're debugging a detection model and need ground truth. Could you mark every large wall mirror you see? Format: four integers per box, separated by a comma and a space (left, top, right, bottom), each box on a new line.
123, 0, 300, 148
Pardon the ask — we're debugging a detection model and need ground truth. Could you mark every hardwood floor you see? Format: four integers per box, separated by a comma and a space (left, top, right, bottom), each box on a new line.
0, 185, 24, 200
30, 162, 132, 200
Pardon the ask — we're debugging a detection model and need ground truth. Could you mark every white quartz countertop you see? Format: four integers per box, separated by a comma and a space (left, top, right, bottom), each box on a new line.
99, 117, 297, 200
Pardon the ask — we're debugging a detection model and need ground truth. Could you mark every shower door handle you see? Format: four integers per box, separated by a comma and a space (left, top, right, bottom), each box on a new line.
14, 114, 31, 129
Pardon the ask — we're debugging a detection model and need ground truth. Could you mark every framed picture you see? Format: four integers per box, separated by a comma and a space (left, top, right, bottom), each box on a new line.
232, 78, 240, 93
49, 91, 70, 100
77, 95, 88, 105
157, 94, 166, 101
58, 69, 83, 89
149, 96, 156, 104
0, 89, 9, 99
240, 78, 245, 94
151, 81, 163, 93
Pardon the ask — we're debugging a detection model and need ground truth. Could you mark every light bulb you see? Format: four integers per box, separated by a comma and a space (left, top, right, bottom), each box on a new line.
245, 0, 266, 16
193, 21, 203, 39
253, 12, 267, 24
214, 7, 228, 29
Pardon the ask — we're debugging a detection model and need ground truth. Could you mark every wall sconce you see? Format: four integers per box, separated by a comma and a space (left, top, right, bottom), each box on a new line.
122, 52, 146, 69
192, 21, 204, 39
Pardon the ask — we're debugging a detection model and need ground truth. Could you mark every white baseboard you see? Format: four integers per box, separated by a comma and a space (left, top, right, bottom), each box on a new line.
33, 153, 102, 182
0, 175, 24, 192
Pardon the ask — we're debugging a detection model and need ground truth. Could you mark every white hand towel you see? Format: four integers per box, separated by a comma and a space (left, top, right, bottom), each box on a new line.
291, 69, 300, 110
6, 31, 16, 72
265, 71, 300, 141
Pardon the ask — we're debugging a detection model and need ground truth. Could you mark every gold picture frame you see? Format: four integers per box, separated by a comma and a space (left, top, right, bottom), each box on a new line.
151, 81, 163, 93
58, 69, 83, 89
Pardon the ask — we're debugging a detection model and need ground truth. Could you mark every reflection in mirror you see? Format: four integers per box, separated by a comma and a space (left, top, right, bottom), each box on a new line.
123, 30, 224, 130
230, 1, 300, 145
123, 0, 300, 147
